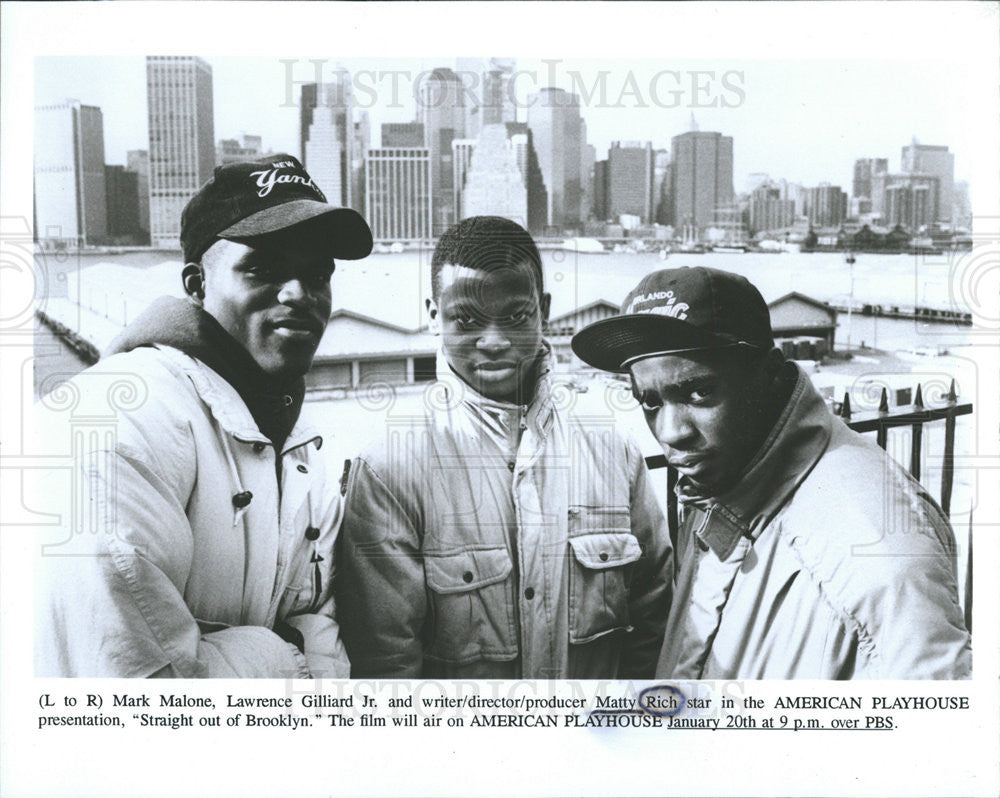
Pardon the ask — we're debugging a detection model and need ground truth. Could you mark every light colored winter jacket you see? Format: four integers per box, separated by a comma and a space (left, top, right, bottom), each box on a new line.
36, 345, 350, 678
657, 363, 971, 680
336, 350, 672, 679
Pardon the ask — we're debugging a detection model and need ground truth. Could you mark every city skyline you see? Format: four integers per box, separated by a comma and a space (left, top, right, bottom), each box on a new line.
31, 53, 968, 246
35, 55, 978, 198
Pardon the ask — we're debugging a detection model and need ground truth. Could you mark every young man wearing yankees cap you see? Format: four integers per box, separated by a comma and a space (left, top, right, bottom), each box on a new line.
573, 266, 971, 679
335, 216, 672, 679
37, 154, 372, 677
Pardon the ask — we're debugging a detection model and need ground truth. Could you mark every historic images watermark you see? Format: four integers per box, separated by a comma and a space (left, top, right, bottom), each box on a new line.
279, 58, 746, 112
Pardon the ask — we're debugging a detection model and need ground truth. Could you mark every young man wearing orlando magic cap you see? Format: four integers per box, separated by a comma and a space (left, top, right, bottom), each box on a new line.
37, 154, 372, 677
573, 266, 971, 679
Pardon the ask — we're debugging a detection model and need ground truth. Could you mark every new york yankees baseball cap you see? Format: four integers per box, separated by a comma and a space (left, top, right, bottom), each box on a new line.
180, 153, 373, 263
571, 266, 774, 373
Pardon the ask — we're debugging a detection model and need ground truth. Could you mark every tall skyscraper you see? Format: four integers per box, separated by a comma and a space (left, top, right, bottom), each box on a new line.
300, 74, 358, 210
593, 160, 609, 221
461, 124, 528, 225
505, 122, 548, 235
885, 182, 937, 231
420, 68, 466, 235
877, 174, 939, 230
104, 165, 141, 243
607, 141, 654, 223
34, 100, 108, 246
748, 182, 795, 234
351, 110, 370, 218
670, 130, 734, 233
127, 149, 150, 243
526, 88, 583, 230
146, 56, 214, 249
804, 184, 848, 228
580, 120, 595, 222
365, 147, 432, 242
779, 180, 807, 218
853, 158, 888, 202
901, 141, 954, 223
653, 149, 672, 226
451, 138, 476, 222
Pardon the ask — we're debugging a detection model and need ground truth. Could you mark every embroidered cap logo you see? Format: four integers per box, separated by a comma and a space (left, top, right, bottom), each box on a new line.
626, 290, 690, 320
249, 162, 327, 201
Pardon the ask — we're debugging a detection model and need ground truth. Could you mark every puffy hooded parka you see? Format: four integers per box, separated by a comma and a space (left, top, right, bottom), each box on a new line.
656, 362, 971, 679
36, 297, 350, 678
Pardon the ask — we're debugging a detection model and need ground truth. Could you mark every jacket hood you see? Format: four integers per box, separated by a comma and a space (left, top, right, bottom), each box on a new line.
678, 362, 833, 559
105, 295, 305, 449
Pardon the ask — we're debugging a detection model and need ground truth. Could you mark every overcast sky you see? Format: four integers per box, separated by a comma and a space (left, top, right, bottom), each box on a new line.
33, 36, 991, 198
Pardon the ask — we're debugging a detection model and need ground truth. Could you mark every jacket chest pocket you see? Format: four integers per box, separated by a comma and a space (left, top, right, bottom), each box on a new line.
424, 547, 518, 665
568, 508, 641, 644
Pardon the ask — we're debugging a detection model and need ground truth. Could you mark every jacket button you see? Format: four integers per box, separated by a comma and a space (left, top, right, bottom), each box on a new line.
231, 491, 253, 509
305, 526, 320, 541
462, 571, 474, 583
252, 442, 266, 453
507, 461, 515, 472
282, 395, 293, 407
297, 464, 308, 474
524, 587, 535, 600
599, 552, 609, 562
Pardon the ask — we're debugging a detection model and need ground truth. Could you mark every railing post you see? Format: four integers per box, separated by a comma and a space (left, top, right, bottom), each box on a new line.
876, 387, 889, 450
910, 422, 923, 480
909, 383, 926, 479
941, 380, 957, 517
839, 391, 851, 420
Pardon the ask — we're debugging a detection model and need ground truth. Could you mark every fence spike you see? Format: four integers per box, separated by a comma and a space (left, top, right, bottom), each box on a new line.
840, 391, 852, 419
947, 378, 957, 403
914, 383, 924, 409
878, 387, 889, 413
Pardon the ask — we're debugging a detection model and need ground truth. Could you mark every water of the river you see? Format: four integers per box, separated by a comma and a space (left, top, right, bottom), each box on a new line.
33, 247, 977, 387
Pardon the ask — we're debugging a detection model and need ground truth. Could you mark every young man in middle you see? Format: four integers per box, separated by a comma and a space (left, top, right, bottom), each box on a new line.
336, 216, 672, 679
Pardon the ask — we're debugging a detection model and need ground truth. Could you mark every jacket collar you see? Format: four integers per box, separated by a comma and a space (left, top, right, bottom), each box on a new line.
106, 296, 306, 451
156, 345, 322, 455
434, 341, 557, 438
679, 362, 833, 560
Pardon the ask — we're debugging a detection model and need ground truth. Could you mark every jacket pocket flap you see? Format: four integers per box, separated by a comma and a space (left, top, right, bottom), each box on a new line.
196, 618, 232, 634
425, 548, 513, 594
568, 533, 642, 570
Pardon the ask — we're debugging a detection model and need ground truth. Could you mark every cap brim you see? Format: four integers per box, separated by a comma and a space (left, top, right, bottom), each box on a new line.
219, 200, 373, 260
571, 314, 741, 373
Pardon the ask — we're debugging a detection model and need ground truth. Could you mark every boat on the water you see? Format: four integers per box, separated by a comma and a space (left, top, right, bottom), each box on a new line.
710, 245, 749, 254
560, 236, 608, 254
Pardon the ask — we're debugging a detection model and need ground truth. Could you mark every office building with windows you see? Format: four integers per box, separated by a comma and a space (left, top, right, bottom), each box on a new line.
670, 130, 734, 233
365, 147, 432, 242
526, 88, 583, 230
34, 100, 108, 246
146, 56, 215, 249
